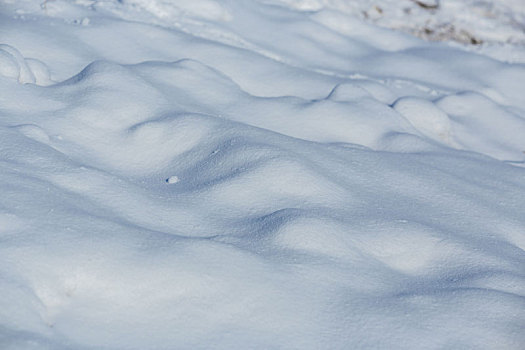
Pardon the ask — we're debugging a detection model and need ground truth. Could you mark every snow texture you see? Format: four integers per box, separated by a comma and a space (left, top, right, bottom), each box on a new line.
0, 0, 525, 349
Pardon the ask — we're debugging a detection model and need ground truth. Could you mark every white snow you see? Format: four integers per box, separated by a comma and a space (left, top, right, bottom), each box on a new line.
1, 0, 525, 349
166, 175, 179, 184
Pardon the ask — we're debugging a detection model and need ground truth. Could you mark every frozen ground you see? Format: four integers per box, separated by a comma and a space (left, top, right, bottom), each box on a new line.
1, 0, 525, 349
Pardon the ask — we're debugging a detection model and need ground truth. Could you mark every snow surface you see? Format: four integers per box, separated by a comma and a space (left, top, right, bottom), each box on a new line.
1, 0, 525, 349
272, 0, 525, 63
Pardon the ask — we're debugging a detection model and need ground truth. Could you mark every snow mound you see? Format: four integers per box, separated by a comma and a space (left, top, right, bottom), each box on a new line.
392, 96, 454, 145
0, 44, 53, 85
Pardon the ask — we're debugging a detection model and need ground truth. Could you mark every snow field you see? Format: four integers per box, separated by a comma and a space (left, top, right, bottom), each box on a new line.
1, 0, 525, 349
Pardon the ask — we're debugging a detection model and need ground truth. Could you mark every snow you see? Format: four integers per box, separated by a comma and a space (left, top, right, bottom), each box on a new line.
166, 175, 179, 184
1, 0, 525, 349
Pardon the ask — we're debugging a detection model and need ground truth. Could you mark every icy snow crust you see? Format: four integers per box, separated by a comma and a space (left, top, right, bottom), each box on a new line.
1, 0, 525, 349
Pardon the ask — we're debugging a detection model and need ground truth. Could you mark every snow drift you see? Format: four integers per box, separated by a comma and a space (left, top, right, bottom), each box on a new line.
0, 0, 524, 349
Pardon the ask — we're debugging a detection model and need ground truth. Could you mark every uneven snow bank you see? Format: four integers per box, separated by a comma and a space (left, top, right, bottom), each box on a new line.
272, 0, 525, 44
1, 0, 525, 349
271, 0, 525, 62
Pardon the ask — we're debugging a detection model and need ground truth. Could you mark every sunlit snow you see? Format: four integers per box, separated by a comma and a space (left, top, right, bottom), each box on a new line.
1, 0, 524, 349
